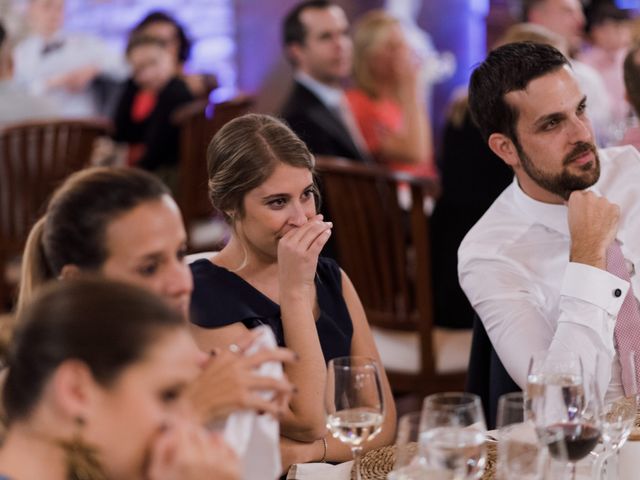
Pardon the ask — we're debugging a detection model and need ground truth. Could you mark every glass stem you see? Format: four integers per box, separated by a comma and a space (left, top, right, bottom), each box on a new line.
592, 448, 611, 480
351, 445, 364, 480
613, 449, 621, 480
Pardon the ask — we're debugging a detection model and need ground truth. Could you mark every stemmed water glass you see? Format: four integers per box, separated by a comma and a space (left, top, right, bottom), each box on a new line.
496, 392, 548, 479
325, 356, 385, 480
388, 411, 448, 480
594, 351, 638, 479
419, 392, 487, 480
526, 350, 583, 423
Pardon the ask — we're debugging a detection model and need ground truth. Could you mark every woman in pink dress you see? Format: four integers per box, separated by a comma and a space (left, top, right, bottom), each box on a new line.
347, 10, 434, 178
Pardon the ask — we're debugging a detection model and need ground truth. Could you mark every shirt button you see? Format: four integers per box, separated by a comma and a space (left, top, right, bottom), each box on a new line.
614, 288, 622, 298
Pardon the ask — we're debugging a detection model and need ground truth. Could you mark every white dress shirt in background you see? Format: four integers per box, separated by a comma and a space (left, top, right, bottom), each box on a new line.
458, 145, 640, 402
0, 79, 56, 124
572, 59, 613, 146
13, 32, 127, 117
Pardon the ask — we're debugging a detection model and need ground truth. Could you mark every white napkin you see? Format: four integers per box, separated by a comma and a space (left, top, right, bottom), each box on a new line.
286, 461, 354, 480
223, 326, 283, 480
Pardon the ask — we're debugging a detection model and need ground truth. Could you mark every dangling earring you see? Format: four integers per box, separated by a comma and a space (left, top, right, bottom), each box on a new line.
58, 417, 107, 480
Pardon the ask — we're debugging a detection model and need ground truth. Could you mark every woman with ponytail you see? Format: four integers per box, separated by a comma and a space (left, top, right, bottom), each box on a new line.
16, 166, 294, 424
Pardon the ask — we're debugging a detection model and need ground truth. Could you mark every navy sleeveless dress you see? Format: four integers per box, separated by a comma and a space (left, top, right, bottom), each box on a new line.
190, 257, 353, 363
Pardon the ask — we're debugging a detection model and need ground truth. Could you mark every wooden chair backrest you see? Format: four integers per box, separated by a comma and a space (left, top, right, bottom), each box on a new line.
173, 95, 254, 233
0, 118, 108, 307
315, 156, 441, 372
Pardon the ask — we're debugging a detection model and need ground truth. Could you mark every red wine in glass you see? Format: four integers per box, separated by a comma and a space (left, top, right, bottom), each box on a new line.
546, 423, 601, 461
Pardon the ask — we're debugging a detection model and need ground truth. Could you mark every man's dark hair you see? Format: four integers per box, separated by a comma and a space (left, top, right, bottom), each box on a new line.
468, 42, 570, 142
282, 0, 332, 47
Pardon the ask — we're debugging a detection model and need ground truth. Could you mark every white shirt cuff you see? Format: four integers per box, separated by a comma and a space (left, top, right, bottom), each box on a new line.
561, 262, 629, 316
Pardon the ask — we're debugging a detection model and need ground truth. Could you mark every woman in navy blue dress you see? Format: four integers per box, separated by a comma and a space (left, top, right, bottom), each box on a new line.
189, 114, 396, 470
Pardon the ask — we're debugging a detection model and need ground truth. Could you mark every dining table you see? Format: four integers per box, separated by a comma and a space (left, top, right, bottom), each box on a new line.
287, 417, 640, 480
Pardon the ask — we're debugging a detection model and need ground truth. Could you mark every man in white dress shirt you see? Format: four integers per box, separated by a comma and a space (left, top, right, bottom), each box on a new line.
13, 0, 127, 117
0, 20, 55, 123
459, 41, 640, 401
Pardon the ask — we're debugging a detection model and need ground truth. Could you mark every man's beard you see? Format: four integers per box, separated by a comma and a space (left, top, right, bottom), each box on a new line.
516, 140, 601, 201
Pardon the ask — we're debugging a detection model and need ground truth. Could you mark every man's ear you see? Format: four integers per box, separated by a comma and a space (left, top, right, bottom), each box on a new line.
488, 133, 520, 168
59, 264, 81, 280
286, 43, 303, 68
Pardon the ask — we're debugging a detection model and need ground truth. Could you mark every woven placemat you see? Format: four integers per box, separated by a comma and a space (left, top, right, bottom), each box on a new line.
624, 404, 640, 440
353, 442, 497, 480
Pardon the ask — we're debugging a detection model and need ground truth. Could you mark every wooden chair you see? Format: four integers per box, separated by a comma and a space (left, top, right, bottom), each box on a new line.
315, 156, 472, 396
0, 119, 109, 310
173, 95, 254, 250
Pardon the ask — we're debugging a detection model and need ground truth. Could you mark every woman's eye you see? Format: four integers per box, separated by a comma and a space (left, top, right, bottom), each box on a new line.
137, 263, 159, 277
302, 188, 315, 199
268, 198, 286, 208
160, 388, 180, 404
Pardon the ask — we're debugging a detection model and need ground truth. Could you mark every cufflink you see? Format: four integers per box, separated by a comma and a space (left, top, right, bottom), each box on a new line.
614, 288, 622, 298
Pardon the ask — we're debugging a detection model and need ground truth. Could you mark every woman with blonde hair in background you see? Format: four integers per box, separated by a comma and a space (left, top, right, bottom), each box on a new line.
347, 10, 434, 177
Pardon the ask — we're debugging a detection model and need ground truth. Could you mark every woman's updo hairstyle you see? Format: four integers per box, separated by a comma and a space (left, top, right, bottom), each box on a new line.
206, 113, 317, 222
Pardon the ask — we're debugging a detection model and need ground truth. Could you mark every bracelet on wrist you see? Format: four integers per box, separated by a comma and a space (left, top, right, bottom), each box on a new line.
319, 436, 327, 463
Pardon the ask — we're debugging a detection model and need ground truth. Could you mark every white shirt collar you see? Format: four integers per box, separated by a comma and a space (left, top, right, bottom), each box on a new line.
511, 178, 570, 236
294, 71, 343, 110
511, 168, 605, 238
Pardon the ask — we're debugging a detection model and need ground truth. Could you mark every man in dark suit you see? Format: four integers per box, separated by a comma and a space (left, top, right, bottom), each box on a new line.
280, 0, 369, 163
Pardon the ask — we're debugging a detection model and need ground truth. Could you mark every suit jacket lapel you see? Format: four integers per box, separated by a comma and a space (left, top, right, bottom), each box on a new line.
295, 83, 364, 161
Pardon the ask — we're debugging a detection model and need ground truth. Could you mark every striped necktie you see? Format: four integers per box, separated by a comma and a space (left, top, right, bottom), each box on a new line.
606, 241, 640, 396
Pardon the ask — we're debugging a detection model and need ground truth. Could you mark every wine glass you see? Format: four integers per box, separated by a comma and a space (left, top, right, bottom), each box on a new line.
496, 392, 547, 480
526, 350, 583, 423
419, 392, 487, 479
388, 411, 450, 480
535, 372, 602, 480
594, 351, 638, 480
325, 356, 384, 480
